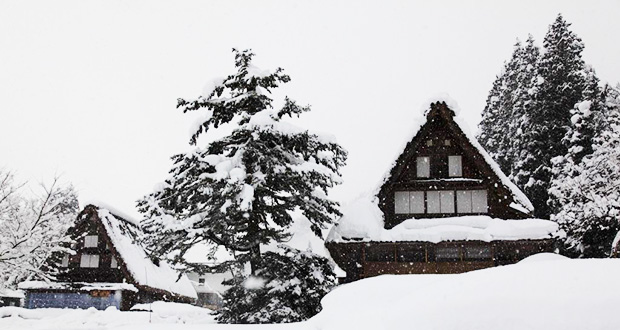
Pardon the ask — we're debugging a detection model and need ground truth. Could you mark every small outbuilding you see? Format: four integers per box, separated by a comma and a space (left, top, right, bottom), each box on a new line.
326, 99, 558, 283
19, 204, 197, 310
0, 289, 24, 307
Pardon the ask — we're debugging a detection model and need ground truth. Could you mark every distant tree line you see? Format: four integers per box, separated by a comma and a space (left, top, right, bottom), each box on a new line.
478, 14, 620, 258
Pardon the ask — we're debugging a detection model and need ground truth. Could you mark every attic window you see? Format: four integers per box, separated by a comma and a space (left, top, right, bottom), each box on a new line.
426, 140, 433, 147
61, 254, 69, 268
84, 235, 98, 248
80, 254, 100, 268
111, 256, 118, 269
416, 157, 430, 178
448, 156, 462, 177
444, 139, 451, 146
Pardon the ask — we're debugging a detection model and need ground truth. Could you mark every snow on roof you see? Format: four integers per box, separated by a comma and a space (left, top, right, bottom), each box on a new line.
374, 96, 533, 212
453, 115, 533, 212
96, 208, 197, 299
0, 288, 24, 298
18, 281, 138, 292
326, 195, 557, 243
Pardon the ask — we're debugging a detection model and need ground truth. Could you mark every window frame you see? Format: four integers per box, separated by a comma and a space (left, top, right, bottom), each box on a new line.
80, 254, 100, 268
84, 235, 99, 248
416, 156, 430, 178
448, 155, 463, 177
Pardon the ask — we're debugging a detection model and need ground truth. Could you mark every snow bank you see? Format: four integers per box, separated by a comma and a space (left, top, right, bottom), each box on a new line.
18, 281, 138, 292
0, 303, 217, 329
327, 195, 556, 243
311, 257, 620, 330
130, 301, 214, 322
4, 257, 620, 330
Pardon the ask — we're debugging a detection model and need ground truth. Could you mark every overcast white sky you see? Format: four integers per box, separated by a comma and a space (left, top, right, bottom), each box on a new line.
1, 0, 619, 219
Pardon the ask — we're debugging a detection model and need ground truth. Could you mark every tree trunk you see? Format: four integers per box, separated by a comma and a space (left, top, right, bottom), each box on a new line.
248, 244, 262, 275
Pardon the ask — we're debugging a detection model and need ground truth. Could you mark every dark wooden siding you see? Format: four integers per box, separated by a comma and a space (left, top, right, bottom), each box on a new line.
327, 239, 554, 283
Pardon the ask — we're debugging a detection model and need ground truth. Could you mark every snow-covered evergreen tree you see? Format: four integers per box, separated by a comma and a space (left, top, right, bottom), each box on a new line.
216, 245, 336, 324
479, 36, 540, 182
138, 49, 346, 322
521, 14, 587, 219
510, 35, 540, 184
549, 84, 620, 257
0, 172, 79, 290
478, 68, 511, 174
548, 67, 604, 219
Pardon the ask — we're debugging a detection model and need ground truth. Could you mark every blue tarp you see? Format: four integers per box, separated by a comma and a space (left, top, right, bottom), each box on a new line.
26, 291, 121, 310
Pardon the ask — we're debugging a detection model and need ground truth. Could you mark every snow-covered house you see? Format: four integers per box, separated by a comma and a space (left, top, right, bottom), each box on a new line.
19, 204, 197, 310
326, 100, 558, 283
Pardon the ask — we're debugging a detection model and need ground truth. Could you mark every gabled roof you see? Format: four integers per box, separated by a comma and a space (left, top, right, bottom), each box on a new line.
327, 97, 556, 243
377, 98, 533, 214
80, 204, 197, 299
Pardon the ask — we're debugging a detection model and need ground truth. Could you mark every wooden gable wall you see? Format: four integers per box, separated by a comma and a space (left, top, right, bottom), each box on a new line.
378, 102, 529, 228
54, 206, 131, 284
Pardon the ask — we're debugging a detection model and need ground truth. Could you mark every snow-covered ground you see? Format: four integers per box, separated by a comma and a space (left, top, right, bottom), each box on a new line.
2, 254, 620, 330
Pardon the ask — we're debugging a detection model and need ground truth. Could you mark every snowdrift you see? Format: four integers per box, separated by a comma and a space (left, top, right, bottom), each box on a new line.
2, 255, 620, 330
311, 254, 620, 330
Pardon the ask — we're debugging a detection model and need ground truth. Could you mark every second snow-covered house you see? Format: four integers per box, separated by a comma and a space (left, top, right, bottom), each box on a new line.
326, 99, 557, 283
19, 204, 197, 310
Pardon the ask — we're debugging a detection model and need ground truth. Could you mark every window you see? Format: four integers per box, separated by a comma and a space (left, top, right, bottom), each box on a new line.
80, 254, 100, 268
394, 191, 409, 214
428, 191, 454, 214
426, 191, 440, 214
426, 140, 433, 147
395, 191, 424, 214
444, 139, 451, 146
457, 190, 472, 213
409, 191, 424, 213
111, 256, 118, 269
464, 246, 492, 260
416, 157, 430, 178
198, 278, 205, 286
395, 190, 485, 215
435, 246, 460, 262
457, 190, 488, 214
61, 254, 69, 267
448, 155, 462, 177
440, 191, 455, 213
471, 190, 488, 213
365, 245, 395, 262
84, 235, 98, 248
397, 245, 426, 262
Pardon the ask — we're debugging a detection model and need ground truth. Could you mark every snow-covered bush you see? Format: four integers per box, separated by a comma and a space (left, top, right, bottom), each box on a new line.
549, 85, 620, 257
216, 245, 336, 324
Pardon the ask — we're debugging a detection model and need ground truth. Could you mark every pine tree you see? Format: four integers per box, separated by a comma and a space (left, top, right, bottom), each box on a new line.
510, 35, 540, 183
478, 40, 523, 175
549, 84, 620, 257
216, 245, 336, 324
518, 14, 587, 219
138, 49, 346, 322
479, 36, 540, 183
